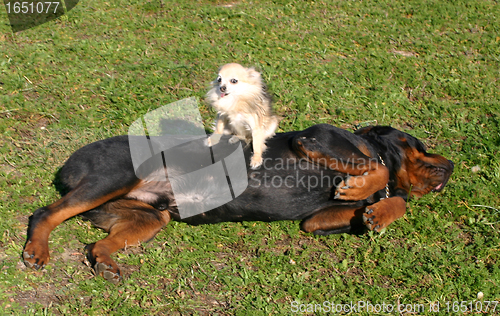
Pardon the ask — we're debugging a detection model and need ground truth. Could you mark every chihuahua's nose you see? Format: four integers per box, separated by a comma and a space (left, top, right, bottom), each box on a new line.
220, 85, 226, 92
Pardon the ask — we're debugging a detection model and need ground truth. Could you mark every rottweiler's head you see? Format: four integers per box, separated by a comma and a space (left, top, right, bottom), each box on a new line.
356, 126, 454, 198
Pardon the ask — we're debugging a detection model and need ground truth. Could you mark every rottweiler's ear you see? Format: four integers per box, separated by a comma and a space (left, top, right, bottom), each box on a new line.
399, 137, 424, 164
355, 126, 374, 135
398, 137, 410, 151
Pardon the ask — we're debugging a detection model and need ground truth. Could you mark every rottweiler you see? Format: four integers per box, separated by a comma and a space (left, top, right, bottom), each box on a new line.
23, 124, 454, 283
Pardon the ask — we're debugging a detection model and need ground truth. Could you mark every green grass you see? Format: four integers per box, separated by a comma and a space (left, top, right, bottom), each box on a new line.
1, 0, 499, 314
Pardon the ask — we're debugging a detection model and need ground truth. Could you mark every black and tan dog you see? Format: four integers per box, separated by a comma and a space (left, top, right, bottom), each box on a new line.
23, 124, 453, 283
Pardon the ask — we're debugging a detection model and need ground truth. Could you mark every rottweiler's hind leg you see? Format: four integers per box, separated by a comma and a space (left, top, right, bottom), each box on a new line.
23, 182, 134, 270
302, 205, 365, 235
85, 199, 170, 284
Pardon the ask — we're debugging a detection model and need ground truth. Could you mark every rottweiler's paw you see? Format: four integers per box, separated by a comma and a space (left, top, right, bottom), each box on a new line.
23, 240, 49, 270
95, 262, 122, 284
335, 175, 372, 200
363, 207, 383, 232
363, 197, 406, 232
87, 244, 122, 284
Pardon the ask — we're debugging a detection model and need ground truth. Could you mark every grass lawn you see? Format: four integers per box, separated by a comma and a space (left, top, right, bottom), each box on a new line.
1, 0, 499, 314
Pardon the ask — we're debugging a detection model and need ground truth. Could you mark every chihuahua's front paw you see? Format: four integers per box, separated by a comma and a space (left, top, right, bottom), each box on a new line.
204, 138, 212, 147
229, 135, 240, 144
205, 134, 223, 147
250, 155, 263, 169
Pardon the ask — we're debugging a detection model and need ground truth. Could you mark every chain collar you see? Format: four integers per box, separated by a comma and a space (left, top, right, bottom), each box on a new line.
378, 154, 390, 199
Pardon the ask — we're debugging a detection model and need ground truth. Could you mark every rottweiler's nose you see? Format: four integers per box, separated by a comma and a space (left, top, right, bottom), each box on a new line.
220, 85, 226, 92
449, 160, 454, 170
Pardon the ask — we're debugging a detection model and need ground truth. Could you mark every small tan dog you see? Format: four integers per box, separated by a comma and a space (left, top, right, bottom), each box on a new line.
206, 63, 279, 169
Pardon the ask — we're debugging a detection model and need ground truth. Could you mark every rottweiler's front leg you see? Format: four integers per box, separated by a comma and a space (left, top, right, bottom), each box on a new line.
363, 197, 406, 232
302, 197, 407, 235
334, 165, 389, 201
302, 205, 365, 235
294, 134, 389, 201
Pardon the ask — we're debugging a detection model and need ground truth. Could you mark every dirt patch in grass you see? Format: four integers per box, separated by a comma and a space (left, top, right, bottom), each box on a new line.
13, 283, 61, 310
0, 163, 22, 178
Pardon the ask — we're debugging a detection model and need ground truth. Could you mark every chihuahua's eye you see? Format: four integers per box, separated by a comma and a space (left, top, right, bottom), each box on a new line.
217, 76, 222, 83
230, 78, 238, 84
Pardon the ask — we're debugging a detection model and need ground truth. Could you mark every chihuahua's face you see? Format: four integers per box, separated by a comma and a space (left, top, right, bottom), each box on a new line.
212, 63, 262, 99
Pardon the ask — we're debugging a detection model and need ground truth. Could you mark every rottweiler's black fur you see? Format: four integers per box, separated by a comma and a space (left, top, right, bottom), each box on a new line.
24, 124, 453, 283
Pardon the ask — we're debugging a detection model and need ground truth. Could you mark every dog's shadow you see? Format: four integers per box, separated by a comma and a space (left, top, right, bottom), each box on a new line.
52, 168, 68, 197
159, 118, 213, 136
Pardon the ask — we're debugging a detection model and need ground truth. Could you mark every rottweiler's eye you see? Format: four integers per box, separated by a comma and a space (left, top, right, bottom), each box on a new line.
217, 76, 222, 83
230, 78, 238, 84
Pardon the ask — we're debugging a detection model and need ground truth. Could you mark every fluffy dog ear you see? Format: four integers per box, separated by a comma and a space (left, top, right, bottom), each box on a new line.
246, 67, 261, 79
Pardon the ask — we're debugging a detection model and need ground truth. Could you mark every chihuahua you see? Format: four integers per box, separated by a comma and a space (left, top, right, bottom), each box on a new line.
206, 63, 279, 169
